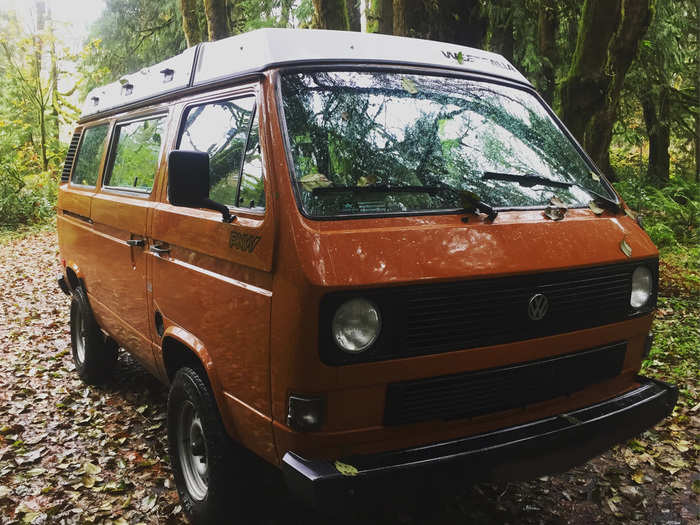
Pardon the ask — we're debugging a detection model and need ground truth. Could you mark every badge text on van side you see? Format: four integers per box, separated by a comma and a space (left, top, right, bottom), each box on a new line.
230, 231, 261, 253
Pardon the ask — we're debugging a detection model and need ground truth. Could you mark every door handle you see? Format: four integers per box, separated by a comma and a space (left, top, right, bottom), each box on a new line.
126, 239, 145, 248
150, 243, 170, 256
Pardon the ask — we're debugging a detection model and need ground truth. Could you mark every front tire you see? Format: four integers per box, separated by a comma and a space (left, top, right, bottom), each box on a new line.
168, 366, 252, 524
69, 286, 117, 385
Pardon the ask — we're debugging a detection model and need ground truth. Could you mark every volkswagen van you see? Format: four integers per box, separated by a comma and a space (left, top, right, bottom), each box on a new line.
56, 28, 677, 523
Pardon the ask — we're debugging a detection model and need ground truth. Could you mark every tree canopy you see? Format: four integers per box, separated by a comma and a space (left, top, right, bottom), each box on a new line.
0, 0, 697, 239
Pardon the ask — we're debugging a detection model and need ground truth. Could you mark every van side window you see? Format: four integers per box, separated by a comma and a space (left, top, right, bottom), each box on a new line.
238, 110, 265, 210
106, 116, 166, 192
71, 124, 109, 186
178, 96, 255, 207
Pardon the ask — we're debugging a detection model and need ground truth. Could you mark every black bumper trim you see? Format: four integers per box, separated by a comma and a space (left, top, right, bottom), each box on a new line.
57, 275, 70, 296
282, 377, 676, 511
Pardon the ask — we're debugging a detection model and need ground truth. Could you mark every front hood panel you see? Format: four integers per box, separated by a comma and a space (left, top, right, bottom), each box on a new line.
291, 209, 657, 288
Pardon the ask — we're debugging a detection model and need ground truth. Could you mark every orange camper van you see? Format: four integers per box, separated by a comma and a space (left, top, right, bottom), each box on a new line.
57, 29, 676, 523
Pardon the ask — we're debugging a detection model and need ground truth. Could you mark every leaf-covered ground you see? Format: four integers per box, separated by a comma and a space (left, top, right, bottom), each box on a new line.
0, 229, 698, 524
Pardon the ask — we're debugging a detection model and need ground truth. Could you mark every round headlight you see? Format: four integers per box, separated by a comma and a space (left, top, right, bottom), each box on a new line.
332, 298, 381, 353
631, 266, 652, 309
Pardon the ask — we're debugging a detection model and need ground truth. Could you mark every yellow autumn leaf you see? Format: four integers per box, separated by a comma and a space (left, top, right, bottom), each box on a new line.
401, 77, 418, 95
334, 461, 358, 476
589, 200, 604, 215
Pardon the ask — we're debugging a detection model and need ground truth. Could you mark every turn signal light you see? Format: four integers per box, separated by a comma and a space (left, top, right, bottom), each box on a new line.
287, 395, 324, 432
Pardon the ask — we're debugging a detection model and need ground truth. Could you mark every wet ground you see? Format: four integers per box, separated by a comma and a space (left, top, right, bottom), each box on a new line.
1, 230, 697, 524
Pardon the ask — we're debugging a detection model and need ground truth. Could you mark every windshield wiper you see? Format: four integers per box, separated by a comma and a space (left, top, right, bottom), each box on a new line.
482, 171, 620, 211
311, 184, 498, 221
482, 171, 573, 189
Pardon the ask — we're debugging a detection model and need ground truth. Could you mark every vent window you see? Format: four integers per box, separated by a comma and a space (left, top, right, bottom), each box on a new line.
60, 131, 82, 182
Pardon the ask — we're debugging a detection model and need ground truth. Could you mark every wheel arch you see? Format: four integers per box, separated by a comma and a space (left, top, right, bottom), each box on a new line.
63, 261, 85, 292
161, 326, 239, 441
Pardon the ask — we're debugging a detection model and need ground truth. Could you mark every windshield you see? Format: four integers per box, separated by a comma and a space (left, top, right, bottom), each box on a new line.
280, 70, 615, 218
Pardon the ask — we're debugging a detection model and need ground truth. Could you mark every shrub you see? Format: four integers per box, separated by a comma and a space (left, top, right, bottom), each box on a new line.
645, 222, 677, 247
614, 176, 699, 247
0, 162, 57, 227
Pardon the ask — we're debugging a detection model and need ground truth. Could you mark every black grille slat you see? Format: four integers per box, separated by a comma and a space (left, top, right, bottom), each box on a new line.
404, 274, 629, 307
405, 287, 532, 305
398, 263, 639, 357
404, 289, 629, 328
552, 288, 630, 306
60, 131, 82, 182
384, 342, 627, 425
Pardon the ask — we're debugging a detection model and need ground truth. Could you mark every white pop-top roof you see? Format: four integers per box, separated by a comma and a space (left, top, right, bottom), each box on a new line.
81, 28, 528, 119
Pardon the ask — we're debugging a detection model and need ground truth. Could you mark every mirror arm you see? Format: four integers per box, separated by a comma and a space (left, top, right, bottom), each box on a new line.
200, 198, 236, 223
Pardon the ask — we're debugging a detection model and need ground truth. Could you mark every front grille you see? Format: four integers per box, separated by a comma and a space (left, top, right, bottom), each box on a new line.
384, 342, 627, 425
60, 131, 82, 182
401, 263, 639, 357
319, 260, 657, 365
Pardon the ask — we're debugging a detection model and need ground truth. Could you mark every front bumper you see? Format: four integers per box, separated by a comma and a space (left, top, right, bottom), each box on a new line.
282, 377, 676, 511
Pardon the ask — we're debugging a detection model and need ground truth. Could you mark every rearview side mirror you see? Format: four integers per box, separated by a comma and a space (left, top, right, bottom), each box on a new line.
168, 150, 234, 223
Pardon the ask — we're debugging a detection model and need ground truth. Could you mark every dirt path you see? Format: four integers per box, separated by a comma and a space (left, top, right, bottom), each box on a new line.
0, 230, 697, 524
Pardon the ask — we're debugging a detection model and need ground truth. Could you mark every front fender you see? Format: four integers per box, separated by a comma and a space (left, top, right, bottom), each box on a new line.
161, 324, 238, 441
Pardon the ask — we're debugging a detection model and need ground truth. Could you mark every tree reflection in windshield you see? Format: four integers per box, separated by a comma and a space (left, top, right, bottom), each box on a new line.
281, 71, 613, 217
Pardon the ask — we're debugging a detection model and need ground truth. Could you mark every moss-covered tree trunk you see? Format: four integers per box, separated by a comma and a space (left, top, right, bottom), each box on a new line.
696, 96, 700, 182
393, 0, 485, 47
180, 0, 203, 46
347, 0, 361, 30
559, 0, 621, 142
392, 0, 408, 36
313, 0, 350, 30
204, 0, 230, 40
48, 16, 59, 144
369, 0, 393, 33
436, 0, 487, 47
488, 0, 514, 62
558, 0, 653, 178
642, 88, 671, 185
537, 0, 557, 106
33, 0, 48, 170
280, 0, 293, 27
696, 0, 700, 182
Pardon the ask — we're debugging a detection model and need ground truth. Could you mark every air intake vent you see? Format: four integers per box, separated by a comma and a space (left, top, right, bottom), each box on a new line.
384, 341, 628, 426
61, 131, 82, 183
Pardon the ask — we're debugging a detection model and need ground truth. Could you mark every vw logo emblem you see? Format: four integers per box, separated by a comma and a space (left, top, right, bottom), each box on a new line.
528, 293, 549, 321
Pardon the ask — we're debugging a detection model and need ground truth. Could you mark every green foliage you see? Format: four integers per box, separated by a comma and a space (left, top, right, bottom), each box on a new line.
642, 295, 699, 405
80, 0, 186, 91
0, 7, 82, 228
0, 10, 79, 169
614, 175, 699, 246
0, 162, 56, 227
646, 222, 676, 247
617, 0, 698, 178
232, 0, 305, 31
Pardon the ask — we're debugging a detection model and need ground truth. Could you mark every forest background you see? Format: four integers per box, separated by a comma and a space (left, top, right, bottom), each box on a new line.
0, 0, 697, 250
0, 1, 697, 522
